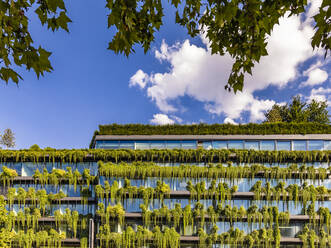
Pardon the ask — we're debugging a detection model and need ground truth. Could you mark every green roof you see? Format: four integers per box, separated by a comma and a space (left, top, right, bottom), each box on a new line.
90, 123, 331, 148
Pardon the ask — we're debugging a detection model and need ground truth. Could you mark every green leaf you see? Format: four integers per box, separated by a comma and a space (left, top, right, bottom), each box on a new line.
0, 68, 22, 84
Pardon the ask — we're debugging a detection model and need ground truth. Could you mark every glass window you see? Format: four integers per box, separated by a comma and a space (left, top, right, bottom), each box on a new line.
245, 141, 259, 150
212, 141, 228, 149
260, 141, 275, 151
324, 141, 331, 150
277, 141, 291, 151
166, 141, 181, 149
95, 140, 103, 148
150, 140, 166, 149
202, 141, 213, 150
135, 141, 150, 150
95, 140, 119, 149
119, 141, 135, 149
293, 140, 306, 151
308, 140, 324, 151
228, 140, 244, 149
181, 140, 197, 149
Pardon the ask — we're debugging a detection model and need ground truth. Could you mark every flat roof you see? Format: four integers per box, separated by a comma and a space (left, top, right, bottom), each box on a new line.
95, 134, 331, 141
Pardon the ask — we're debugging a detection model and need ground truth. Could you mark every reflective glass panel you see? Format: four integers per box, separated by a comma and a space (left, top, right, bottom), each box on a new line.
212, 141, 228, 149
324, 141, 331, 150
277, 141, 291, 151
95, 140, 103, 148
181, 140, 197, 149
202, 141, 213, 150
308, 140, 324, 151
95, 140, 119, 149
228, 140, 244, 149
119, 141, 135, 149
150, 140, 166, 149
245, 141, 259, 150
135, 141, 150, 150
293, 140, 306, 151
260, 141, 275, 151
166, 141, 181, 149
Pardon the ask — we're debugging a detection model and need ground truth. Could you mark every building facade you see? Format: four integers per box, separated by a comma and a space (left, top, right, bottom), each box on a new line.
1, 124, 331, 247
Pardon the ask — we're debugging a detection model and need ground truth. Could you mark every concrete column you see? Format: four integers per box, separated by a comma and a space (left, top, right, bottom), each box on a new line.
89, 218, 94, 248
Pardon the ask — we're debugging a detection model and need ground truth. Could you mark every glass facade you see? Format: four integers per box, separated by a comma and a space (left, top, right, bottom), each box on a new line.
181, 140, 197, 149
202, 141, 213, 150
244, 141, 259, 150
213, 141, 228, 149
277, 141, 291, 151
135, 141, 150, 149
150, 140, 166, 149
260, 141, 275, 151
166, 141, 182, 149
308, 140, 324, 151
293, 140, 307, 151
95, 140, 119, 149
228, 140, 244, 149
324, 141, 331, 150
95, 139, 331, 151
119, 141, 134, 149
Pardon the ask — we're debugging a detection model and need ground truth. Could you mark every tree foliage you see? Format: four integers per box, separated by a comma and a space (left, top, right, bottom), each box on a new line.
0, 0, 329, 91
0, 128, 15, 148
265, 96, 330, 124
0, 0, 71, 84
105, 0, 331, 92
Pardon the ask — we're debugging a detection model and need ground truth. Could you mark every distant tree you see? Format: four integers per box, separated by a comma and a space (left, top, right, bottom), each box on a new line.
264, 105, 283, 123
306, 100, 330, 124
265, 96, 330, 124
286, 96, 308, 123
29, 144, 41, 150
44, 147, 56, 151
0, 129, 15, 149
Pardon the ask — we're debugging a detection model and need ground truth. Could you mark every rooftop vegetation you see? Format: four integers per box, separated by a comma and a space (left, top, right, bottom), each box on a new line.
95, 122, 331, 136
90, 122, 331, 147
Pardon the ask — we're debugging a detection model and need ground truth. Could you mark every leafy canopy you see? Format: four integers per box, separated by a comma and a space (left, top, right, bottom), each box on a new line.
0, 0, 329, 92
105, 0, 330, 92
265, 96, 330, 124
0, 0, 71, 84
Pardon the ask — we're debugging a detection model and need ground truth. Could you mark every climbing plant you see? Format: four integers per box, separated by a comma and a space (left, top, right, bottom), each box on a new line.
250, 181, 331, 205
97, 224, 179, 248
0, 166, 17, 187
96, 179, 170, 205
98, 161, 330, 182
32, 167, 96, 188
0, 148, 330, 163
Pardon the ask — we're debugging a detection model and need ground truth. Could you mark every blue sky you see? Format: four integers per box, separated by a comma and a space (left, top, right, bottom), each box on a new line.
0, 1, 330, 149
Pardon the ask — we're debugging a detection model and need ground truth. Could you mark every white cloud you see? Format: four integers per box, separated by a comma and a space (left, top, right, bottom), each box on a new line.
150, 114, 175, 125
129, 69, 149, 88
249, 99, 276, 122
130, 3, 328, 122
307, 87, 331, 104
224, 118, 237, 125
171, 115, 183, 123
303, 68, 328, 86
